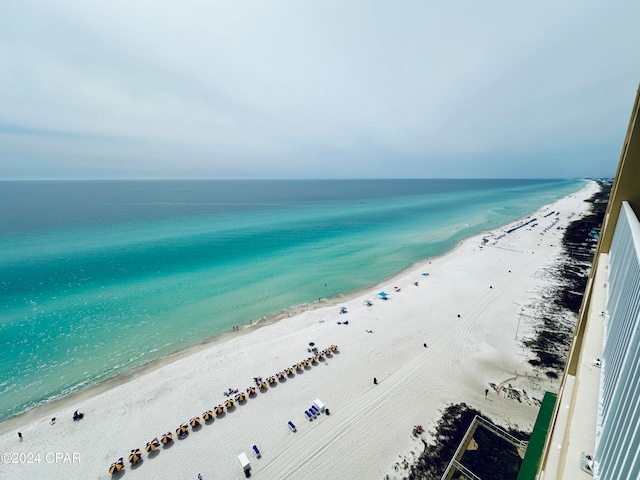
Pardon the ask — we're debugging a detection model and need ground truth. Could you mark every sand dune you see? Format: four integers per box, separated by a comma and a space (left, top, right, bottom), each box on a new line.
0, 181, 597, 480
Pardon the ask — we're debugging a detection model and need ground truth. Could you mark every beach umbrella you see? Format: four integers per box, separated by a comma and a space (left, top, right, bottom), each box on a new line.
109, 459, 124, 474
214, 405, 225, 415
310, 356, 318, 363
203, 410, 214, 421
364, 300, 372, 306
276, 371, 285, 379
267, 376, 276, 384
246, 386, 256, 395
161, 432, 173, 444
176, 424, 188, 436
258, 381, 268, 390
303, 359, 312, 367
324, 349, 332, 355
128, 449, 142, 464
190, 417, 201, 427
378, 292, 388, 298
317, 352, 324, 359
145, 441, 158, 453
309, 342, 315, 347
225, 398, 234, 409
235, 392, 246, 402
331, 345, 339, 352
285, 367, 294, 375
294, 363, 303, 370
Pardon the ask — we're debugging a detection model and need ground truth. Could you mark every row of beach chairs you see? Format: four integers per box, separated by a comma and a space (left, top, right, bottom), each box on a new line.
304, 405, 321, 420
288, 399, 326, 434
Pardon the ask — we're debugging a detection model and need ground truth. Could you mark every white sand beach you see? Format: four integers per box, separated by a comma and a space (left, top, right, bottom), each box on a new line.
0, 182, 598, 480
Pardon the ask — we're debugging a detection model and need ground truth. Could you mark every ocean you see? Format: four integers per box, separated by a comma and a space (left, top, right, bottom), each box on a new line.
0, 179, 585, 422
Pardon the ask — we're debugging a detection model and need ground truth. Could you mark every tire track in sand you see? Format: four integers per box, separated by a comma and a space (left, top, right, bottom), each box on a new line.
253, 337, 458, 479
450, 263, 529, 387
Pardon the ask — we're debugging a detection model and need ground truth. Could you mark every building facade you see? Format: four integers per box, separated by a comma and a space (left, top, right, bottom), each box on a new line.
595, 202, 640, 479
533, 85, 640, 479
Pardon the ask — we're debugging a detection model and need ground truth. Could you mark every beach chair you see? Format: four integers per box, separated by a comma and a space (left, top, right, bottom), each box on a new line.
252, 444, 261, 458
309, 407, 317, 418
311, 405, 320, 415
288, 421, 296, 432
305, 410, 312, 421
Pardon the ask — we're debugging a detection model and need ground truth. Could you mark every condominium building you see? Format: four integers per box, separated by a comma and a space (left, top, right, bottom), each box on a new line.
526, 85, 640, 479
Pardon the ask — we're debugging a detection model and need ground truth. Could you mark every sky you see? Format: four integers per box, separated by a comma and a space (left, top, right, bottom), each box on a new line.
1, 1, 639, 180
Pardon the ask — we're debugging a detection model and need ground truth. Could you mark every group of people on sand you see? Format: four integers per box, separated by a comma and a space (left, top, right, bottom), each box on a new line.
223, 388, 239, 396
18, 409, 84, 441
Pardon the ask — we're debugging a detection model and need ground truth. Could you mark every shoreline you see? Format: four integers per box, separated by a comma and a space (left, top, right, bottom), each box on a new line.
0, 182, 599, 480
0, 230, 469, 435
0, 182, 589, 435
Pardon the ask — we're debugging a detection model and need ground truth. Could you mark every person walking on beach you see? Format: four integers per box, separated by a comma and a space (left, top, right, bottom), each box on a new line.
373, 377, 377, 385
198, 474, 203, 480
18, 432, 22, 441
485, 389, 489, 398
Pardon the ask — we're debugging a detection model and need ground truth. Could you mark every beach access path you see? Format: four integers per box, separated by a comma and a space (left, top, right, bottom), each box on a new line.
0, 181, 598, 480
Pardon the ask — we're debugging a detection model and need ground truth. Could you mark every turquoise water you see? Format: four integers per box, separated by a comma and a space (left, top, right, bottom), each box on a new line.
0, 179, 585, 421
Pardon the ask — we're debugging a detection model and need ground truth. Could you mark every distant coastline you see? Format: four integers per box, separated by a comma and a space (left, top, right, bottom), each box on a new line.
0, 178, 587, 423
0, 182, 599, 480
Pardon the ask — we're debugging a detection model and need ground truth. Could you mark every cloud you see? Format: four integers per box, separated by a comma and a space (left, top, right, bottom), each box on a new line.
1, 0, 638, 179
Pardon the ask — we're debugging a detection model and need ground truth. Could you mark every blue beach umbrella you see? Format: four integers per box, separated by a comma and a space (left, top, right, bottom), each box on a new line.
378, 292, 388, 298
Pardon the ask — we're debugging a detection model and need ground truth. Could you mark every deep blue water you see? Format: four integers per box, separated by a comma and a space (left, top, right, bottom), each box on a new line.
0, 179, 585, 421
